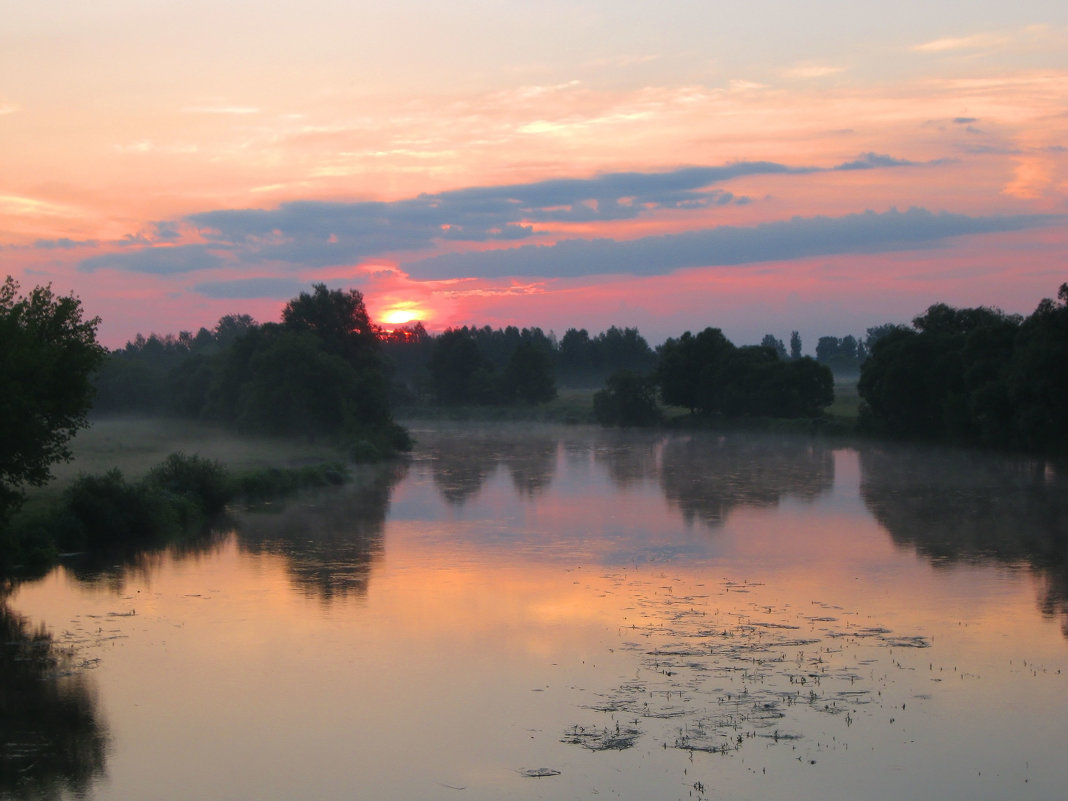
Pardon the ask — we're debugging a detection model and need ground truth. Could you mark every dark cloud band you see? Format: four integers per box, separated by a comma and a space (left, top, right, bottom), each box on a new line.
404, 207, 1061, 279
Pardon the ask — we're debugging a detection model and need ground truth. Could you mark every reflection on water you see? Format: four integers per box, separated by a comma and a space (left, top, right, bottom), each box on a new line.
658, 434, 834, 528
421, 427, 557, 504
0, 597, 107, 799
417, 425, 836, 531
61, 531, 229, 594
860, 445, 1068, 634
235, 463, 407, 603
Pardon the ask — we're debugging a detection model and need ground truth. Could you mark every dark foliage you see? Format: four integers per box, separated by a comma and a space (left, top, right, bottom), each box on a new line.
556, 326, 657, 387
789, 330, 802, 360
92, 285, 409, 457
428, 328, 501, 404
146, 452, 231, 515
282, 283, 380, 371
503, 341, 557, 404
815, 334, 867, 374
593, 370, 662, 427
656, 328, 833, 419
858, 284, 1068, 453
0, 602, 107, 797
761, 334, 788, 361
1, 454, 354, 573
0, 278, 105, 523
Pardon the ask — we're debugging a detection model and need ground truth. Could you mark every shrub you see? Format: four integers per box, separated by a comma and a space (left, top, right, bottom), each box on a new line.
145, 452, 232, 514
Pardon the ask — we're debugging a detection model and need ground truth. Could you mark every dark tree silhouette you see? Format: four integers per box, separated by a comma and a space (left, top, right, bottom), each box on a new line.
858, 285, 1068, 453
593, 370, 661, 427
0, 278, 105, 523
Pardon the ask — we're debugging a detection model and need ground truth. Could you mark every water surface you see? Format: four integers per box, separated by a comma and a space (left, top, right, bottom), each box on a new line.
5, 423, 1067, 800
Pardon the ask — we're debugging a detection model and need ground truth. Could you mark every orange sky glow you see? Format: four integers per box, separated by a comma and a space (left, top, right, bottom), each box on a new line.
2, 4, 1066, 349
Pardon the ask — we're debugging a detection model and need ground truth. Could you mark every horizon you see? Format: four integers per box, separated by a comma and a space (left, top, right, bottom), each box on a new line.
3, 2, 1066, 350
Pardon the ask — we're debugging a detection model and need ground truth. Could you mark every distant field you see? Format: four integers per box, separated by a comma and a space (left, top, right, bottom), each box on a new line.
397, 387, 598, 424
828, 376, 861, 421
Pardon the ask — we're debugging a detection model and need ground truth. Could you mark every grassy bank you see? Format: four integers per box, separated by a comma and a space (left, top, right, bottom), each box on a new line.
24, 417, 346, 509
3, 417, 367, 577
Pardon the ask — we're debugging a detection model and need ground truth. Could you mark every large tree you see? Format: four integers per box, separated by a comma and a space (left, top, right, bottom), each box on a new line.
0, 278, 105, 520
282, 283, 379, 370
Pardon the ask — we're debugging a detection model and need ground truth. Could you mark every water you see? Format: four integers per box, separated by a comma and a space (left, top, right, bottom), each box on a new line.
4, 423, 1067, 800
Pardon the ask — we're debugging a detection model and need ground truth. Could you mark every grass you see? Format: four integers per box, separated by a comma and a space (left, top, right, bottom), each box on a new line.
40, 416, 341, 487
5, 420, 361, 576
25, 416, 346, 511
827, 376, 861, 422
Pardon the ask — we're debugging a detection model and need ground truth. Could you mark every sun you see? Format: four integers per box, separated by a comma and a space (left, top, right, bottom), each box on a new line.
380, 307, 424, 326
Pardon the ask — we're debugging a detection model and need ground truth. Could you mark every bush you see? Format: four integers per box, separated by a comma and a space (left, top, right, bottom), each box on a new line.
594, 370, 661, 427
61, 469, 176, 549
145, 452, 232, 514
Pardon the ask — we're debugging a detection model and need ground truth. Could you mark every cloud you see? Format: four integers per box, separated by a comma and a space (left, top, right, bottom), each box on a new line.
833, 152, 927, 171
783, 63, 847, 79
181, 157, 933, 266
71, 157, 956, 275
182, 162, 805, 267
33, 237, 99, 249
79, 244, 226, 274
182, 105, 260, 114
404, 208, 1061, 280
191, 277, 307, 299
912, 32, 1009, 53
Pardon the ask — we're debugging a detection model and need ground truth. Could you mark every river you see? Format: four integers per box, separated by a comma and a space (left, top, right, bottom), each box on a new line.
4, 422, 1067, 800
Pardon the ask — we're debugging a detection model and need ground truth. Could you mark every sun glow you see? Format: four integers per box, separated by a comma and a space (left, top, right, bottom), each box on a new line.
380, 307, 424, 326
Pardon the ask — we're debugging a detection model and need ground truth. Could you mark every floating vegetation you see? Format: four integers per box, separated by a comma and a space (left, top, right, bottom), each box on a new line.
561, 723, 643, 751
559, 575, 940, 761
518, 768, 561, 778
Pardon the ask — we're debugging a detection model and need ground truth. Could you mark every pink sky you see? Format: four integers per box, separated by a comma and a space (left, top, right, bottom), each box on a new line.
2, 2, 1066, 349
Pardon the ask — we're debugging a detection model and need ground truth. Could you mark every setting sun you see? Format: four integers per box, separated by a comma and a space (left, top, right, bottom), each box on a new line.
380, 308, 424, 326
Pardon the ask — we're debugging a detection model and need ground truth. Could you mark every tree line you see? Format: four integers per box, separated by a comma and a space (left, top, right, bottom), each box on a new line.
98, 318, 661, 411
858, 283, 1068, 454
95, 284, 410, 458
95, 303, 867, 427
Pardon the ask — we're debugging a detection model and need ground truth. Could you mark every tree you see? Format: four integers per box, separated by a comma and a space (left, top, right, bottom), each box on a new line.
657, 326, 833, 419
656, 328, 735, 414
864, 323, 904, 352
789, 331, 802, 360
428, 328, 499, 404
502, 341, 557, 404
858, 299, 1032, 446
1009, 283, 1068, 452
282, 284, 379, 369
761, 334, 788, 361
0, 278, 105, 521
593, 370, 661, 427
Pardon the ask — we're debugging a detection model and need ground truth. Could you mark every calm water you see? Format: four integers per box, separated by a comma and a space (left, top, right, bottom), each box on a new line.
4, 423, 1067, 801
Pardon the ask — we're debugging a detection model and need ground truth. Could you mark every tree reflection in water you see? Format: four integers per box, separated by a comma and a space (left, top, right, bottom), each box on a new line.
62, 529, 229, 594
589, 430, 662, 489
860, 445, 1068, 636
0, 594, 107, 799
656, 433, 835, 528
419, 425, 558, 506
234, 463, 407, 603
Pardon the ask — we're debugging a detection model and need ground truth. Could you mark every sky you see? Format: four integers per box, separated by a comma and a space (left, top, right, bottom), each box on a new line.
2, 1, 1066, 351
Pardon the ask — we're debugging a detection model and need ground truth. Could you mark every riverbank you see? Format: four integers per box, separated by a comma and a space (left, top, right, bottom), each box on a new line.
2, 417, 371, 578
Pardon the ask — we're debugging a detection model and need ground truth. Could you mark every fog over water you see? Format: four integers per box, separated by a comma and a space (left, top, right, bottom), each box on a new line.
5, 423, 1067, 800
